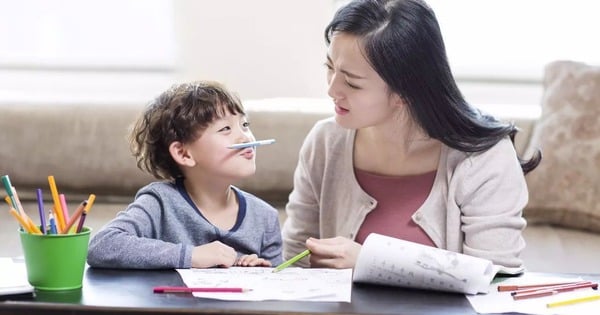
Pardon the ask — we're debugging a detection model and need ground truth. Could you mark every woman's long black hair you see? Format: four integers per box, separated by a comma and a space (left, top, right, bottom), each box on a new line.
325, 0, 540, 174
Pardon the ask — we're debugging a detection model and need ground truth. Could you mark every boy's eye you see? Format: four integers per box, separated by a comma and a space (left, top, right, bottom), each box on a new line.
218, 126, 231, 132
242, 121, 250, 128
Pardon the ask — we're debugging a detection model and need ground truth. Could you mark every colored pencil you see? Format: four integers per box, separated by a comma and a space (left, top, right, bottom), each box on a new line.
59, 193, 70, 223
498, 280, 582, 292
272, 249, 311, 273
63, 201, 87, 234
513, 282, 598, 300
36, 188, 46, 234
547, 294, 600, 308
48, 211, 58, 234
75, 210, 87, 233
9, 208, 34, 234
48, 175, 66, 233
1, 175, 17, 208
511, 281, 596, 295
153, 286, 251, 293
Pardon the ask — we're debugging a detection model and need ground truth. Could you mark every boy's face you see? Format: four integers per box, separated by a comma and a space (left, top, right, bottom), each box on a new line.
183, 111, 257, 181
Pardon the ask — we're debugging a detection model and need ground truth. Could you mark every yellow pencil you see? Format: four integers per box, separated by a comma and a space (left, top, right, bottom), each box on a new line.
48, 175, 66, 233
547, 294, 600, 308
83, 194, 96, 213
5, 196, 40, 234
9, 208, 41, 234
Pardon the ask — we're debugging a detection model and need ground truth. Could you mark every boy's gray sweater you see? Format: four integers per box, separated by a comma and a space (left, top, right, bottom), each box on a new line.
87, 181, 283, 269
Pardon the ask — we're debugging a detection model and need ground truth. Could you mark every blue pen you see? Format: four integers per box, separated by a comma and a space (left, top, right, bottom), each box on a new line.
48, 211, 58, 234
36, 189, 46, 234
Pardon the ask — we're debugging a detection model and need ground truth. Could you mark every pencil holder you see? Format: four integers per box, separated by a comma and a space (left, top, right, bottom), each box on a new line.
18, 227, 91, 291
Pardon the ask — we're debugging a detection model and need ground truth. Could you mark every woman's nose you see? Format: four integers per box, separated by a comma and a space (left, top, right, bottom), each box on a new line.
327, 73, 343, 101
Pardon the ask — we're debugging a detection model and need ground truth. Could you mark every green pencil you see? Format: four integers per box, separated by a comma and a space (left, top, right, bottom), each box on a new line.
272, 249, 311, 273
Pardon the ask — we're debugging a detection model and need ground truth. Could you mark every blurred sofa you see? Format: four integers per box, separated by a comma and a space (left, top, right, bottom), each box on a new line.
1, 61, 598, 273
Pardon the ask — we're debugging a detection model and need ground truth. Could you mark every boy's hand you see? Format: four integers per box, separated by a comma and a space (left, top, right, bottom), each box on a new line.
234, 254, 272, 267
191, 241, 237, 268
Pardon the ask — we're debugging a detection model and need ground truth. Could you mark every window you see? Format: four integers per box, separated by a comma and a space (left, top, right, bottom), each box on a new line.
0, 0, 176, 104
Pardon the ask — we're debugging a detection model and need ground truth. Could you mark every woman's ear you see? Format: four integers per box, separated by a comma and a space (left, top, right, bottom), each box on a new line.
390, 92, 406, 108
169, 141, 196, 167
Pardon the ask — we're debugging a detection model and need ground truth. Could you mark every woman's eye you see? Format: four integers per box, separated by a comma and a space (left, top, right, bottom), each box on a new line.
324, 63, 333, 71
346, 81, 359, 89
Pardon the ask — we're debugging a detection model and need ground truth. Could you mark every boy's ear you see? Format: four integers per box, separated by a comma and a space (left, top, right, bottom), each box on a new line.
169, 141, 196, 167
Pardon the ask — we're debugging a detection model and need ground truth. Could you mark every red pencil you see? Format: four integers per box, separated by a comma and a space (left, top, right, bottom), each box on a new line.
153, 286, 251, 293
498, 281, 581, 292
511, 281, 596, 296
512, 282, 598, 300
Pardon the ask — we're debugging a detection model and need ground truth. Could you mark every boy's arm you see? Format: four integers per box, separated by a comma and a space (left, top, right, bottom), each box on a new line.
87, 192, 193, 269
261, 209, 284, 266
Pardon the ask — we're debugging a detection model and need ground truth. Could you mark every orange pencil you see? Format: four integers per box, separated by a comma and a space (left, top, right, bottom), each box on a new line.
5, 196, 39, 234
9, 208, 41, 234
25, 215, 43, 235
63, 200, 88, 234
63, 194, 95, 233
48, 175, 66, 233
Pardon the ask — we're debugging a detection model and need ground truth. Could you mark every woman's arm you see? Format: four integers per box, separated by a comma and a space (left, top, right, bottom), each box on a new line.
457, 139, 528, 269
282, 131, 322, 267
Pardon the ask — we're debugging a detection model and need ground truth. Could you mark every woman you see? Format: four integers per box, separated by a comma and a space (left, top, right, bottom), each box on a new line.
282, 0, 541, 270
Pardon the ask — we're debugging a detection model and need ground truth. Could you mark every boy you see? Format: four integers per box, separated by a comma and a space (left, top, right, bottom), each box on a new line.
87, 81, 282, 269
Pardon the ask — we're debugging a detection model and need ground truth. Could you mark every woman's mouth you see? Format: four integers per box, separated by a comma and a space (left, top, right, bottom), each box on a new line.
334, 104, 349, 115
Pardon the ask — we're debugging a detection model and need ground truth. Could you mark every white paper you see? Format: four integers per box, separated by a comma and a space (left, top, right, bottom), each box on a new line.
353, 233, 498, 294
0, 257, 33, 295
176, 267, 352, 302
466, 274, 600, 315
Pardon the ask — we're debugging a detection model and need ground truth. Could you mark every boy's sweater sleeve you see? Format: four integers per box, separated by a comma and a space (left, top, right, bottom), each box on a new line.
261, 210, 284, 266
87, 192, 193, 269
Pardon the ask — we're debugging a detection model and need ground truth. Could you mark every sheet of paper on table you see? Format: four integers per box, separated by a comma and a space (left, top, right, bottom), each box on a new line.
176, 267, 352, 302
466, 273, 600, 315
0, 257, 33, 296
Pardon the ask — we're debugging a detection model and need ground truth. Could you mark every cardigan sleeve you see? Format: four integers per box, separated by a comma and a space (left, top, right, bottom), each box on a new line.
455, 138, 528, 270
281, 126, 322, 267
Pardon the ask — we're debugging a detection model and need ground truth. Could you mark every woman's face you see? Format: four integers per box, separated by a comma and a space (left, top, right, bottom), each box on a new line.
326, 33, 403, 130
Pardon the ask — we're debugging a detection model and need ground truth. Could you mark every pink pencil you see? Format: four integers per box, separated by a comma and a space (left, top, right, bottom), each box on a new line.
153, 286, 251, 293
59, 194, 70, 223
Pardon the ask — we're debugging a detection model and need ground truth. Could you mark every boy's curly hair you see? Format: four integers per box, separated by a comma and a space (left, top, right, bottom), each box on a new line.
129, 81, 245, 180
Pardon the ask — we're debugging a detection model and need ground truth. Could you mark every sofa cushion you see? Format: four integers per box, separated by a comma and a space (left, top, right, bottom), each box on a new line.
524, 61, 600, 232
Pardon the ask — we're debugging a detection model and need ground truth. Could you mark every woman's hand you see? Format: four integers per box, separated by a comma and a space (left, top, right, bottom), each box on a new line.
191, 241, 237, 268
306, 236, 362, 269
234, 254, 272, 267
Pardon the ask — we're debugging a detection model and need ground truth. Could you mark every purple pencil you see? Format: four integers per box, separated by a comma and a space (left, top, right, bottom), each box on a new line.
36, 188, 46, 234
75, 210, 87, 233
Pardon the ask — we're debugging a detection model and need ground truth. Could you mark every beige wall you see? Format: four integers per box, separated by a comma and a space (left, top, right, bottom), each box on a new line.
174, 1, 334, 100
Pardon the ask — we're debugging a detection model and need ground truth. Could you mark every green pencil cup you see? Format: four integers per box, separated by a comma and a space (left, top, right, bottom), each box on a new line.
19, 227, 91, 291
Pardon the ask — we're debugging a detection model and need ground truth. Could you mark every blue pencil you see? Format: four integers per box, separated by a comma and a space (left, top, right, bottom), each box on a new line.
36, 189, 46, 234
48, 211, 58, 234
